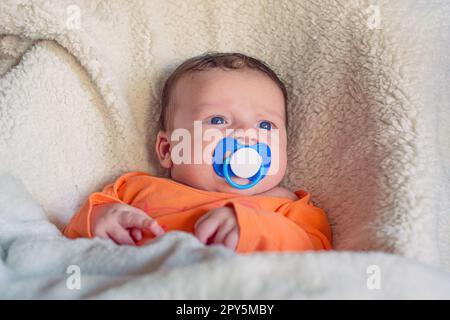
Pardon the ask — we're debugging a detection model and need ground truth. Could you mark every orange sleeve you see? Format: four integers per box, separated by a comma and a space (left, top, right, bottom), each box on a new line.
230, 194, 332, 254
62, 177, 130, 239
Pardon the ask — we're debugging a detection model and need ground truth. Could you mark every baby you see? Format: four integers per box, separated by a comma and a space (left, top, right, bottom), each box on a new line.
63, 53, 332, 253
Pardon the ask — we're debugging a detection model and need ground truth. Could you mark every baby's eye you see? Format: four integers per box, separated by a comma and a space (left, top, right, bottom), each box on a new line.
209, 116, 226, 125
258, 121, 272, 131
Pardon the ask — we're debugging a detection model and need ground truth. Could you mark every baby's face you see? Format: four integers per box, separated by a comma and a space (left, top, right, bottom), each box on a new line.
157, 68, 287, 195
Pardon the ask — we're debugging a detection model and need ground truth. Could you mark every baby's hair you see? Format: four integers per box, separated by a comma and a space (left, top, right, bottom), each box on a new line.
159, 52, 288, 131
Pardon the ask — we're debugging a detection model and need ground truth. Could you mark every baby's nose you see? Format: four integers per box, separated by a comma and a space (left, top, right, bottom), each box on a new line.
232, 129, 258, 145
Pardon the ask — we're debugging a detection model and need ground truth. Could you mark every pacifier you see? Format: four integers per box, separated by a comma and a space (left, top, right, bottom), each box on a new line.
212, 137, 271, 189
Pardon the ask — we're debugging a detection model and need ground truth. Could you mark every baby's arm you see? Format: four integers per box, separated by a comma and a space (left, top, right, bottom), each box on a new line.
63, 172, 165, 245
227, 193, 332, 253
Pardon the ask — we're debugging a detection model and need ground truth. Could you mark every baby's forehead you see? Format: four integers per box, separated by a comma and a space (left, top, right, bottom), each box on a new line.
173, 69, 284, 106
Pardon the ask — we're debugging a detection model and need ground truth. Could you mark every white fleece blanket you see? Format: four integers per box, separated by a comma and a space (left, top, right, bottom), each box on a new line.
1, 172, 450, 299
0, 0, 450, 298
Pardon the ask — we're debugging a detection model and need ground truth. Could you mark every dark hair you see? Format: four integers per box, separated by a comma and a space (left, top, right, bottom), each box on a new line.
159, 52, 288, 131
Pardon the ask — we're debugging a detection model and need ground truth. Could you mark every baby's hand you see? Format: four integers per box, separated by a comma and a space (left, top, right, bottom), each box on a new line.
91, 203, 165, 245
194, 207, 240, 251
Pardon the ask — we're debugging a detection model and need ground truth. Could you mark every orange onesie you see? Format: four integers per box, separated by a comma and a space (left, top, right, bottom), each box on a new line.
63, 171, 332, 253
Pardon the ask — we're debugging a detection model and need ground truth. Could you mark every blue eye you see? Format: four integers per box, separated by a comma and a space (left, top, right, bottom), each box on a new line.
259, 121, 272, 130
210, 116, 226, 125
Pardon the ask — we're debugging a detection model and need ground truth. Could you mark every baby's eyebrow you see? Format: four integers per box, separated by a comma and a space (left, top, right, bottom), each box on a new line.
194, 102, 226, 109
255, 108, 285, 121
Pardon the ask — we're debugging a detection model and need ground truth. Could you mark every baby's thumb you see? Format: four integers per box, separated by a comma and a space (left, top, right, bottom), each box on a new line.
130, 228, 142, 241
143, 219, 165, 237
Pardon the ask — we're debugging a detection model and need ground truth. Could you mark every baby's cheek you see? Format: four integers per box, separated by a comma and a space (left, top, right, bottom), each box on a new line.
171, 162, 215, 190
266, 141, 287, 178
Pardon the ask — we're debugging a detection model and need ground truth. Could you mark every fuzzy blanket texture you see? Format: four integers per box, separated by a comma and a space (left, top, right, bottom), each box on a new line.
2, 172, 450, 299
0, 0, 449, 298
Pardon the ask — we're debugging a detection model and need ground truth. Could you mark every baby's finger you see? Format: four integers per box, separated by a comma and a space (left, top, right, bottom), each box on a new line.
120, 211, 165, 236
118, 211, 148, 229
195, 217, 220, 244
194, 212, 211, 230
107, 226, 135, 245
130, 228, 142, 242
93, 228, 109, 240
142, 219, 165, 237
212, 221, 234, 245
223, 228, 239, 250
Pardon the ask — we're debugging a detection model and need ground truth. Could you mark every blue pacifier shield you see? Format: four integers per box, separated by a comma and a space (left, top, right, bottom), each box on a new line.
212, 137, 271, 189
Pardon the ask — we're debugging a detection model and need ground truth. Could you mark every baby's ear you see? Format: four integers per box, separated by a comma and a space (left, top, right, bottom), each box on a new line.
155, 131, 173, 169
